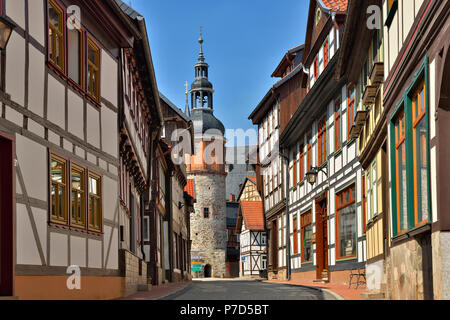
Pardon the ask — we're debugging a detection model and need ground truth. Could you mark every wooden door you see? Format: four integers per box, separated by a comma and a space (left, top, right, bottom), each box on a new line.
315, 194, 328, 280
0, 135, 14, 296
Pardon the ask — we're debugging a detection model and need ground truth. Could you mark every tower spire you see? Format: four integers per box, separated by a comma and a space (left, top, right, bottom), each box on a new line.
198, 26, 205, 62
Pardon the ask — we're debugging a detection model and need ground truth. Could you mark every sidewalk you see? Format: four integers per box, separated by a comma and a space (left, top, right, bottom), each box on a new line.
265, 280, 369, 300
122, 282, 191, 300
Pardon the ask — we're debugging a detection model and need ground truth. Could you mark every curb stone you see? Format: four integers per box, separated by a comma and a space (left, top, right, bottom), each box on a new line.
262, 281, 345, 300
154, 283, 193, 301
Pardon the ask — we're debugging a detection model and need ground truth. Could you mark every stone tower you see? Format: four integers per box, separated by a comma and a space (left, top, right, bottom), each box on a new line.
186, 29, 227, 278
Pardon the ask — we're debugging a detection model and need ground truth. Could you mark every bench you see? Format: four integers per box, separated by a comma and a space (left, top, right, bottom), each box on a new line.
348, 268, 366, 289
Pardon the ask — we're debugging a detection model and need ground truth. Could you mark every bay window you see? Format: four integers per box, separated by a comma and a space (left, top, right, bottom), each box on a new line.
394, 109, 408, 234
412, 80, 429, 226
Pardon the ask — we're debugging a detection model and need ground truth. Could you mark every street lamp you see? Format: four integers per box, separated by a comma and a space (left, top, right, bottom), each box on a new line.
306, 166, 328, 186
0, 16, 15, 50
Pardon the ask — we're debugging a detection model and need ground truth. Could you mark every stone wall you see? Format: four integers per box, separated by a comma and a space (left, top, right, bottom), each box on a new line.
119, 249, 148, 297
432, 231, 450, 300
389, 238, 425, 300
189, 173, 227, 278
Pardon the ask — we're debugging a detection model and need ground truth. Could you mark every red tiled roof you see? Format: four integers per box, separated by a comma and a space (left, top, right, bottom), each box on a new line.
322, 0, 348, 12
248, 176, 257, 184
184, 179, 195, 200
240, 201, 264, 230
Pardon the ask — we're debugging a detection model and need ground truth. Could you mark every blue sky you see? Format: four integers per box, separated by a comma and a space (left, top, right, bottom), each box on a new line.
131, 0, 309, 145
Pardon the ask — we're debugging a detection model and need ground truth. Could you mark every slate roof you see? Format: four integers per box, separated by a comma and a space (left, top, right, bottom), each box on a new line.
239, 201, 264, 231
114, 0, 142, 19
159, 92, 190, 122
190, 108, 225, 135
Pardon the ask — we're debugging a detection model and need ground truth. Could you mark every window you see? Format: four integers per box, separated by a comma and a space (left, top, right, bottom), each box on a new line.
336, 185, 357, 260
412, 80, 429, 226
324, 38, 329, 67
394, 110, 408, 234
261, 233, 267, 246
335, 98, 342, 151
299, 145, 305, 182
301, 211, 312, 263
307, 133, 312, 172
143, 216, 150, 242
261, 255, 267, 270
203, 208, 210, 219
292, 151, 297, 186
318, 116, 327, 166
88, 173, 102, 232
362, 175, 367, 234
50, 154, 67, 224
293, 216, 298, 254
48, 0, 65, 72
71, 165, 86, 228
348, 84, 356, 138
87, 39, 100, 101
314, 58, 319, 79
68, 26, 83, 86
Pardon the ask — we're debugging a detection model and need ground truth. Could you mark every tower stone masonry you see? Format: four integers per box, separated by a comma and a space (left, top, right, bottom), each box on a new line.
186, 29, 227, 278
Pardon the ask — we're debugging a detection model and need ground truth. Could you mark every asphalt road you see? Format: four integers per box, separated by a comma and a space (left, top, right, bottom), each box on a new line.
166, 280, 335, 300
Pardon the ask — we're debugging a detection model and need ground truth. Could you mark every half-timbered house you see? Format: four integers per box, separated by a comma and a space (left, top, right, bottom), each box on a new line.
336, 0, 389, 297
159, 92, 194, 283
280, 0, 367, 285
0, 0, 138, 299
381, 0, 450, 300
248, 44, 306, 281
236, 201, 267, 278
115, 0, 164, 296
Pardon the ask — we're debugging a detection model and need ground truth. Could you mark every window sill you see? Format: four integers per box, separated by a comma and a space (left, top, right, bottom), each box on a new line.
392, 223, 431, 243
335, 256, 357, 263
334, 148, 343, 157
48, 222, 103, 236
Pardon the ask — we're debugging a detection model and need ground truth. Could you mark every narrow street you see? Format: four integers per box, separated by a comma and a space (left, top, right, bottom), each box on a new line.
165, 280, 335, 300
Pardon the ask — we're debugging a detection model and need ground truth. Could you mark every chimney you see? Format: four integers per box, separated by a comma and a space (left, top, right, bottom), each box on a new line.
229, 194, 236, 202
